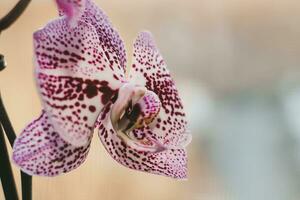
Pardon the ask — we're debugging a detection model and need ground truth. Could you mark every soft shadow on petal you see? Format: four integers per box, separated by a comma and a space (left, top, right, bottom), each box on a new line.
129, 31, 191, 148
34, 18, 123, 146
12, 111, 91, 177
96, 104, 188, 179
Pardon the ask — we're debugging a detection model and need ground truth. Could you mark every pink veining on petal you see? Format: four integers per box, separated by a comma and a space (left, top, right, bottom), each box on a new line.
129, 31, 191, 148
12, 111, 91, 177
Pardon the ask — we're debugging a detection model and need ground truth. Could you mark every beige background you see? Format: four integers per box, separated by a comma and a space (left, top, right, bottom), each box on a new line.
1, 0, 300, 200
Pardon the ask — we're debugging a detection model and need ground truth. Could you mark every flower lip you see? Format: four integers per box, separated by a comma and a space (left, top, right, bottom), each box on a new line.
110, 83, 166, 153
119, 90, 161, 133
110, 83, 146, 129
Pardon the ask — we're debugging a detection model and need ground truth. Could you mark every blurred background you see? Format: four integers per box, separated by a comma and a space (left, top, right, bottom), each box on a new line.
1, 0, 300, 199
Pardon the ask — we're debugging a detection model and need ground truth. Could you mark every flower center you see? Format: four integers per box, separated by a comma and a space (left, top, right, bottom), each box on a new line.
110, 83, 163, 152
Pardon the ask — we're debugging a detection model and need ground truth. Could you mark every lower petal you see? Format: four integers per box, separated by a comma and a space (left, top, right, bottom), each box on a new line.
96, 104, 188, 179
12, 111, 91, 176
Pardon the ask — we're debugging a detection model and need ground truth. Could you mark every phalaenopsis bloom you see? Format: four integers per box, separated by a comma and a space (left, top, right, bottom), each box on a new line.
12, 0, 192, 179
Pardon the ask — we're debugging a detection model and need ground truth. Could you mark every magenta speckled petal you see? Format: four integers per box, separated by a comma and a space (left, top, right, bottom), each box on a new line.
58, 0, 126, 72
34, 18, 123, 146
12, 111, 91, 176
56, 0, 86, 26
129, 31, 191, 148
81, 0, 127, 73
96, 103, 188, 179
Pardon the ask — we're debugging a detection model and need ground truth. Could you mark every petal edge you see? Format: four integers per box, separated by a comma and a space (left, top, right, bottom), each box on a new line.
129, 31, 190, 148
13, 111, 91, 177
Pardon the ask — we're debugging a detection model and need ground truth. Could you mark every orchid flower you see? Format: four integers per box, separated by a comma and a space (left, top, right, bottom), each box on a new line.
12, 0, 191, 179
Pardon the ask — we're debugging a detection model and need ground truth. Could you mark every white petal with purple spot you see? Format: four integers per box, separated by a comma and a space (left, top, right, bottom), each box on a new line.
34, 18, 123, 146
13, 111, 91, 176
129, 31, 191, 148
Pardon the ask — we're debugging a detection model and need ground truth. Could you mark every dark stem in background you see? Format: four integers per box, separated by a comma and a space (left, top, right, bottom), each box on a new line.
0, 93, 17, 146
0, 0, 32, 200
0, 93, 32, 200
21, 173, 32, 200
0, 125, 19, 200
0, 0, 32, 31
0, 54, 5, 71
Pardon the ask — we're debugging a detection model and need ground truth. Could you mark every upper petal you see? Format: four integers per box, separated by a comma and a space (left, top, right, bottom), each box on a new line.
58, 0, 127, 73
129, 31, 191, 148
34, 18, 123, 146
13, 111, 91, 176
96, 103, 188, 179
82, 0, 127, 74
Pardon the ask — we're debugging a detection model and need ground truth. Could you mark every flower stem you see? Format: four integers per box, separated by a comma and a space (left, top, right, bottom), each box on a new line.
0, 93, 17, 146
0, 125, 19, 200
0, 0, 31, 32
21, 172, 32, 200
0, 93, 33, 200
0, 54, 5, 71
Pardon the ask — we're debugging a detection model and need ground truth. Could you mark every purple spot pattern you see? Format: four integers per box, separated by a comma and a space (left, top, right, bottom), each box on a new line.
82, 0, 127, 71
13, 111, 91, 176
96, 32, 190, 179
34, 18, 123, 146
129, 32, 190, 147
58, 0, 127, 71
134, 91, 161, 129
97, 103, 187, 179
